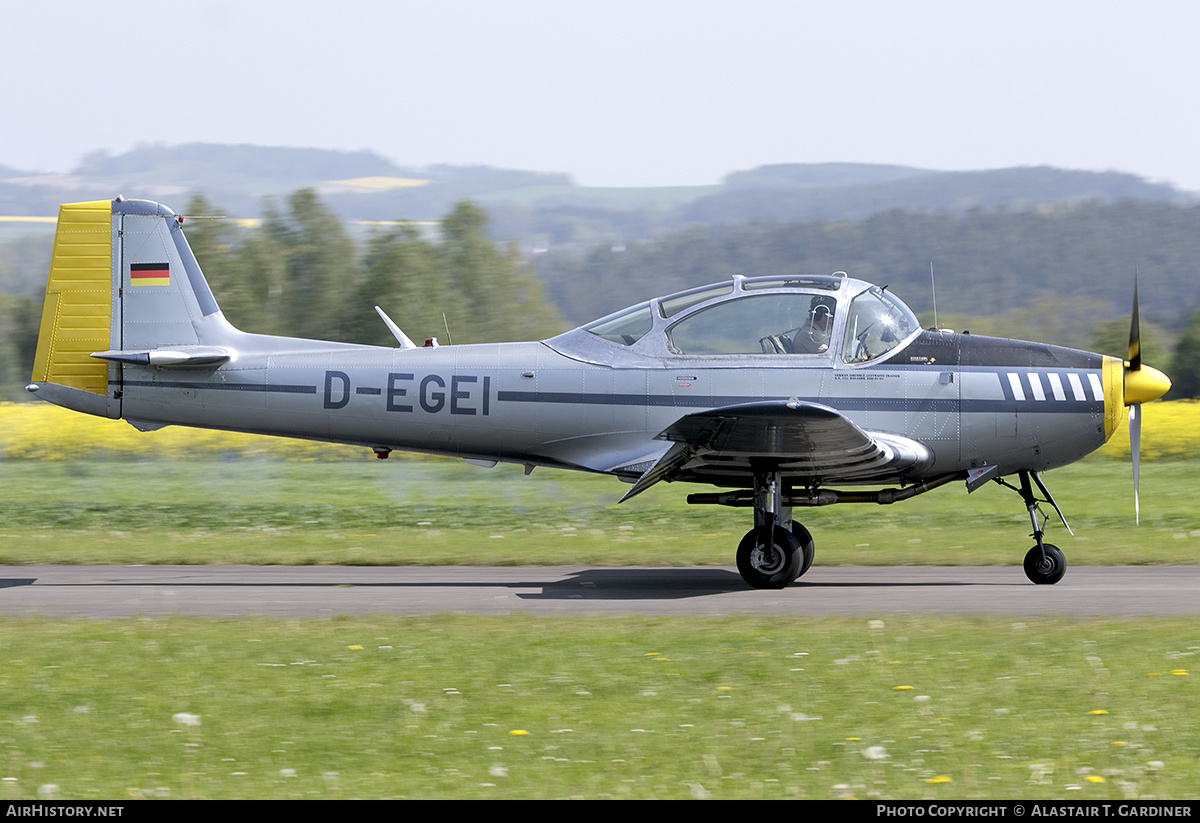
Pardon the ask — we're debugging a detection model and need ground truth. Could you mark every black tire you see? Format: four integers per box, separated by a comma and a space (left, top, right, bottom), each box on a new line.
790, 522, 815, 579
1023, 543, 1066, 585
737, 526, 803, 589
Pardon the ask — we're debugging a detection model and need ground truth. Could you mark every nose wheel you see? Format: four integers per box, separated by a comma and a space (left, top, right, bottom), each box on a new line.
995, 470, 1072, 585
1024, 543, 1065, 585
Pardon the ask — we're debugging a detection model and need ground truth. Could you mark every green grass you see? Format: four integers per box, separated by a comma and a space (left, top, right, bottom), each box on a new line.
0, 616, 1195, 800
2, 457, 1197, 799
0, 456, 1196, 566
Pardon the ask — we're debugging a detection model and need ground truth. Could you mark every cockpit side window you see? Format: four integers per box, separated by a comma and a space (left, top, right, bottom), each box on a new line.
841, 287, 920, 363
659, 283, 733, 318
583, 301, 654, 346
666, 294, 838, 355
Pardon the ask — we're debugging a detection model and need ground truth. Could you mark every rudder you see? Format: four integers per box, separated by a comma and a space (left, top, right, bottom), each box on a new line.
30, 200, 113, 397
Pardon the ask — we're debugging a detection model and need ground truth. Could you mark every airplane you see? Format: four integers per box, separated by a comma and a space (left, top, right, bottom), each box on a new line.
27, 198, 1172, 589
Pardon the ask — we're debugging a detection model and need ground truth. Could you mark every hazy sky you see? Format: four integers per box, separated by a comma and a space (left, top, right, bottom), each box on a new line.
5, 1, 1200, 190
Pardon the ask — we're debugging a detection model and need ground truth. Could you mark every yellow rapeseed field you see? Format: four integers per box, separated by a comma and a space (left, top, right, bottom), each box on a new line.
0, 401, 362, 460
1, 399, 1196, 460
1096, 398, 1200, 460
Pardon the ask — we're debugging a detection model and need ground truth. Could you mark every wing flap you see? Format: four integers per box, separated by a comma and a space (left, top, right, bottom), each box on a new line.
619, 441, 699, 502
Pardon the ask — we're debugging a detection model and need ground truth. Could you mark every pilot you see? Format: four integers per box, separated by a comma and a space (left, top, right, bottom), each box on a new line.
789, 297, 836, 354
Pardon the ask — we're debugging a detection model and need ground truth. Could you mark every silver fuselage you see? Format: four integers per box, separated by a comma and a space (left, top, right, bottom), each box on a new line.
116, 321, 1110, 487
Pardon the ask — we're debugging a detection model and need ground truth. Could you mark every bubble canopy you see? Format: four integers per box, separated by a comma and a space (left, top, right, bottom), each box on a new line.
579, 274, 921, 364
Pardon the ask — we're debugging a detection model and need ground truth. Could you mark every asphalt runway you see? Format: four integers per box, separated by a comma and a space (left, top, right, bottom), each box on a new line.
1, 565, 1197, 618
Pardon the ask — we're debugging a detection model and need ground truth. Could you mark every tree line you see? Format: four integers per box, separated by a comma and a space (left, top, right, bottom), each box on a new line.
186, 190, 561, 346
531, 199, 1200, 396
0, 191, 563, 398
5, 192, 1200, 400
533, 200, 1200, 332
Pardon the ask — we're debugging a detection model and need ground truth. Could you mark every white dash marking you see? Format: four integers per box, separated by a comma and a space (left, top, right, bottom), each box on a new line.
1027, 373, 1046, 401
1007, 373, 1026, 401
1047, 373, 1066, 401
1068, 373, 1086, 401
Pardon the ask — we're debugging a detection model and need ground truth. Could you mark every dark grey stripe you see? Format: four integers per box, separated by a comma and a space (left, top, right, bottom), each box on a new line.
959, 398, 1096, 414
496, 390, 752, 408
117, 384, 1099, 413
123, 380, 316, 394
497, 391, 1097, 415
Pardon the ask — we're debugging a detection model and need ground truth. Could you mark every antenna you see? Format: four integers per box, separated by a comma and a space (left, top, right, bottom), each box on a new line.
929, 262, 939, 331
442, 312, 453, 346
374, 306, 417, 349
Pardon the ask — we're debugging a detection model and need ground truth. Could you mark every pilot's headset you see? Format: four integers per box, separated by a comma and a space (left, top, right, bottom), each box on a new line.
808, 298, 834, 342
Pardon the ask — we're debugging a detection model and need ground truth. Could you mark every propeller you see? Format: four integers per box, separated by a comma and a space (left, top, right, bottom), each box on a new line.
1122, 274, 1171, 523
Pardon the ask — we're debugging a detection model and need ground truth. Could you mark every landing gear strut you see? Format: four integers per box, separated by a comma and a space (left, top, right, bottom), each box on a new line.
997, 470, 1070, 585
735, 468, 813, 589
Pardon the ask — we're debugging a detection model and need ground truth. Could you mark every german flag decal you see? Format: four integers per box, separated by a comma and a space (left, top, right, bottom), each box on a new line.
131, 262, 170, 287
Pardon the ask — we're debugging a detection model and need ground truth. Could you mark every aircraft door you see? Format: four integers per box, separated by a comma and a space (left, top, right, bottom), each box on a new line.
907, 338, 961, 467
832, 330, 961, 469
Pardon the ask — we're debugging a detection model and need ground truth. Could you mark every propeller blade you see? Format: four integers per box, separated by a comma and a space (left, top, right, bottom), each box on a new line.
1131, 403, 1141, 525
1128, 272, 1141, 372
1128, 272, 1141, 524
1122, 272, 1168, 524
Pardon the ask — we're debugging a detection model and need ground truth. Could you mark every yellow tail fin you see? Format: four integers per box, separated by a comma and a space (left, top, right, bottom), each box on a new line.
30, 201, 113, 395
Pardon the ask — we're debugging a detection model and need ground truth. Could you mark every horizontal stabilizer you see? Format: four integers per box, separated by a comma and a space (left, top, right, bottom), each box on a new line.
91, 346, 231, 367
25, 381, 115, 418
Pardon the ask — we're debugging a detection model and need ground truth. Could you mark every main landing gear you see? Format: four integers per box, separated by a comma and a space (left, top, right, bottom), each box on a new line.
734, 469, 815, 590
686, 469, 959, 589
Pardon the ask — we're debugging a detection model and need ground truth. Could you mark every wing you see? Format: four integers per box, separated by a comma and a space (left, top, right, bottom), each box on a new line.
620, 400, 933, 501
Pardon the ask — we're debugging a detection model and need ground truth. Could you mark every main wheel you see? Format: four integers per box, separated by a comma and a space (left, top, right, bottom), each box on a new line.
790, 522, 815, 580
1023, 543, 1066, 585
737, 526, 803, 589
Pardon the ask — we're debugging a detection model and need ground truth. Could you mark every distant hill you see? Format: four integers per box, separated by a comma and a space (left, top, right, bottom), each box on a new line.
1, 146, 1194, 247
72, 144, 408, 191
0, 144, 573, 223
723, 162, 934, 190
680, 165, 1191, 225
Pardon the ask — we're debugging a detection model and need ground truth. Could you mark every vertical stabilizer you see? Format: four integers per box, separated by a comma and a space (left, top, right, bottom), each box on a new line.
115, 199, 222, 350
28, 198, 231, 418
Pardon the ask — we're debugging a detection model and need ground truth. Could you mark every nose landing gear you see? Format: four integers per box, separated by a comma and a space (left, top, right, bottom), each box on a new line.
996, 470, 1072, 585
